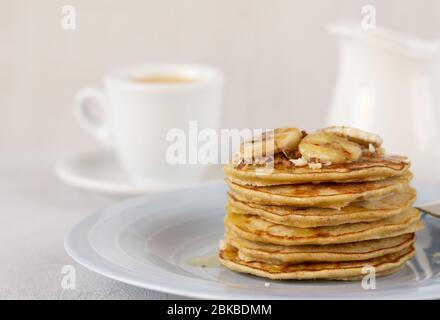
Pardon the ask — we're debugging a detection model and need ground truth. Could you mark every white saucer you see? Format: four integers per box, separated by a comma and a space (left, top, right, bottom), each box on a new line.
55, 150, 222, 196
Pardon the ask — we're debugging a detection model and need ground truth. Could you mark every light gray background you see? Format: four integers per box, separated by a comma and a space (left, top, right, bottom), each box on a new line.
2, 0, 440, 160
1, 0, 440, 299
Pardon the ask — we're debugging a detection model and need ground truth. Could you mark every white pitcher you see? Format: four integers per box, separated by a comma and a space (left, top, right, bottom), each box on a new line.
327, 21, 440, 184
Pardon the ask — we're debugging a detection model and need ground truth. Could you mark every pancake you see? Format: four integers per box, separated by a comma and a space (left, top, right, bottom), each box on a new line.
226, 173, 412, 209
226, 231, 415, 264
219, 243, 414, 280
225, 154, 410, 186
225, 207, 423, 245
227, 187, 416, 227
219, 126, 422, 281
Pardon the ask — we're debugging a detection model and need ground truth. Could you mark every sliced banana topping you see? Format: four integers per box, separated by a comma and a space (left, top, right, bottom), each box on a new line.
234, 126, 386, 167
275, 127, 304, 156
240, 127, 302, 162
320, 126, 383, 147
298, 131, 362, 164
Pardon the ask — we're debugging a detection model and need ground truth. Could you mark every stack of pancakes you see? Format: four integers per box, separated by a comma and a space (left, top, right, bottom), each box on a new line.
219, 127, 424, 280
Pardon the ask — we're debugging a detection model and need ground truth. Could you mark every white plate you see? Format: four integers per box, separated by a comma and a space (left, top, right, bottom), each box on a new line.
55, 150, 222, 196
65, 183, 440, 299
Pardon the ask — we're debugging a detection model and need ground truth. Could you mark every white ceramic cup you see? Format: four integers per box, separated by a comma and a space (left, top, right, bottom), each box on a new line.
74, 64, 224, 187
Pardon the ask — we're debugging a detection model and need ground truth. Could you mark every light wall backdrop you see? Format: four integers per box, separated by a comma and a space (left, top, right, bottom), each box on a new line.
2, 0, 440, 161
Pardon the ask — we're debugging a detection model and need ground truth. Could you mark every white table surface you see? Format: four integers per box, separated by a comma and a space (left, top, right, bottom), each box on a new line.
0, 159, 186, 300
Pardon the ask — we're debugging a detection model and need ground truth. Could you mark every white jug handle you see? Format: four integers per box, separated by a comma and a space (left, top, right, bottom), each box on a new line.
74, 87, 112, 146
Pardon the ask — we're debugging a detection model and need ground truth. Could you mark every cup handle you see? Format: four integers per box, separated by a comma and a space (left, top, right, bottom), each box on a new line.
74, 87, 112, 146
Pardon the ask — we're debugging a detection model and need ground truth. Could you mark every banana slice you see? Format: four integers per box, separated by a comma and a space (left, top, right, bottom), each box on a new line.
240, 127, 302, 162
274, 127, 304, 155
298, 131, 362, 164
320, 126, 383, 147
